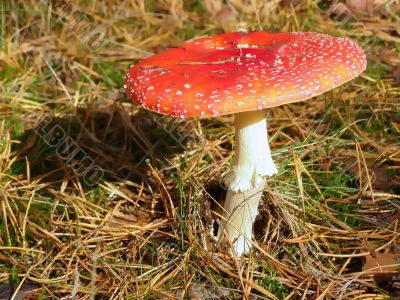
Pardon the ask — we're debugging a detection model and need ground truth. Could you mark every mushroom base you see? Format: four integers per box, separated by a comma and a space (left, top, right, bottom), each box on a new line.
217, 181, 265, 255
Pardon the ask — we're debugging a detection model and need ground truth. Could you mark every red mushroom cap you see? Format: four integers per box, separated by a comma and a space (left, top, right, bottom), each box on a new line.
125, 32, 366, 118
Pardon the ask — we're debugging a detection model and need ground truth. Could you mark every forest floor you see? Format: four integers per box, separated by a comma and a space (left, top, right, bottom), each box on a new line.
0, 0, 400, 299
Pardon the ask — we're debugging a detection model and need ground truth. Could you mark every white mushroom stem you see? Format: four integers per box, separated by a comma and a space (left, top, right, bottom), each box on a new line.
218, 110, 277, 255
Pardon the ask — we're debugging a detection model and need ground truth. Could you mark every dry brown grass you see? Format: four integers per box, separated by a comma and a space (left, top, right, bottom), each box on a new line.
0, 0, 399, 299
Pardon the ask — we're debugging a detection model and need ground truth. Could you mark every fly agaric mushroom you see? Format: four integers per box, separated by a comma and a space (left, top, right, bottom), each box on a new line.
125, 31, 366, 256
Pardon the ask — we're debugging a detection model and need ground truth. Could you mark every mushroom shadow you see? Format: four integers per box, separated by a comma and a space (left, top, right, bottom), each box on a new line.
14, 103, 200, 190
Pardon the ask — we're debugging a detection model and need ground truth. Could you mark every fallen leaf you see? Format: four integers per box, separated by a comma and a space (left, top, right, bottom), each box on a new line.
158, 283, 231, 300
202, 0, 222, 16
363, 209, 399, 228
327, 2, 353, 20
0, 283, 41, 300
363, 252, 400, 294
281, 0, 304, 7
110, 206, 151, 227
380, 47, 399, 66
341, 157, 396, 190
376, 1, 400, 20
392, 66, 400, 86
216, 4, 237, 32
261, 1, 280, 20
346, 0, 374, 14
363, 252, 398, 274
